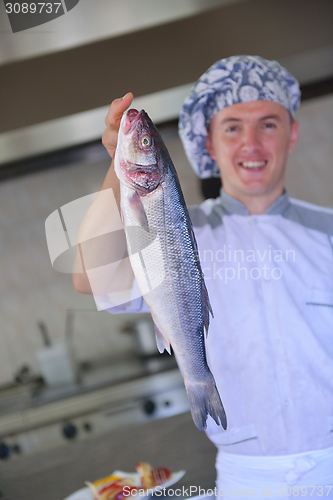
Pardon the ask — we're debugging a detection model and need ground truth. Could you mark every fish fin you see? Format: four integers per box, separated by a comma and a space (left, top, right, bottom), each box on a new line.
128, 191, 149, 230
185, 374, 227, 432
202, 278, 214, 337
154, 323, 171, 354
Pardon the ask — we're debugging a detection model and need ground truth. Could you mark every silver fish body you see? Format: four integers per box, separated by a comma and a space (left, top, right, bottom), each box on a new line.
114, 109, 227, 432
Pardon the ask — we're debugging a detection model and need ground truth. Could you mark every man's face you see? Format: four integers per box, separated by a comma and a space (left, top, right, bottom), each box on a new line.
206, 100, 299, 204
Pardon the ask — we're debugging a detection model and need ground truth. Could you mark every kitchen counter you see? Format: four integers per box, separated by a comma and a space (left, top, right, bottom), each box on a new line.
0, 355, 177, 419
0, 411, 217, 500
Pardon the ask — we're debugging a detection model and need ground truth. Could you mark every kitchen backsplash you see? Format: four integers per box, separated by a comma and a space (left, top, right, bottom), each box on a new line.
0, 93, 332, 386
0, 161, 139, 386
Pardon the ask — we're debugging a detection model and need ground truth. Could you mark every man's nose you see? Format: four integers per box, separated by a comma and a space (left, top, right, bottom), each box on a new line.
241, 128, 261, 151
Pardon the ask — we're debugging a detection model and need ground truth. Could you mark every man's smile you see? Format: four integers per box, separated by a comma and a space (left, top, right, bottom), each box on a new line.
238, 160, 268, 169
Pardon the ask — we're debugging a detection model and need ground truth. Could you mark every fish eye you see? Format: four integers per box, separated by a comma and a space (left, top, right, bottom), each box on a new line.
141, 135, 152, 148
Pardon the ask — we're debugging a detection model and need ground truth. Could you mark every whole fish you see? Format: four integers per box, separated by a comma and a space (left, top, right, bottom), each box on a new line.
114, 108, 227, 432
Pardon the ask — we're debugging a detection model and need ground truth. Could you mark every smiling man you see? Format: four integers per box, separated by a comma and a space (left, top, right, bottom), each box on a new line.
176, 55, 333, 496
73, 56, 333, 496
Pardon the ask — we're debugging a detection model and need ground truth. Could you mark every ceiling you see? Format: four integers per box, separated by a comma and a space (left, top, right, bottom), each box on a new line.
0, 0, 332, 164
0, 0, 247, 64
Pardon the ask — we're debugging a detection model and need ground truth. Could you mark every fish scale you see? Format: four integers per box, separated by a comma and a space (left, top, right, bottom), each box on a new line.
114, 108, 227, 432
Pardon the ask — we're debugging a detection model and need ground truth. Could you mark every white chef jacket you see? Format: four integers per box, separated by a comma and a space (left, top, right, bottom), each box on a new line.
97, 190, 333, 457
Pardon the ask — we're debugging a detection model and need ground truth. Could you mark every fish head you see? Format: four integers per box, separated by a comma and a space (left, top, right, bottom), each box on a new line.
115, 109, 166, 196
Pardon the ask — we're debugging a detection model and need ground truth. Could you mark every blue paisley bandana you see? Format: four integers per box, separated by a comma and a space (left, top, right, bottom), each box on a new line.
178, 55, 301, 178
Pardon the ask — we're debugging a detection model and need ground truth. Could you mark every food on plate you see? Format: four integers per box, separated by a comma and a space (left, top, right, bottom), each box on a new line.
114, 108, 227, 432
135, 462, 171, 489
86, 477, 135, 500
86, 463, 172, 500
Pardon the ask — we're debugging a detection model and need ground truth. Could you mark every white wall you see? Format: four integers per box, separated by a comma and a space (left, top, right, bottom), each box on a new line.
286, 94, 333, 208
0, 160, 143, 386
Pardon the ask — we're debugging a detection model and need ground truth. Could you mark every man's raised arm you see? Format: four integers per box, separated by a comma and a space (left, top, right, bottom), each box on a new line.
72, 93, 135, 295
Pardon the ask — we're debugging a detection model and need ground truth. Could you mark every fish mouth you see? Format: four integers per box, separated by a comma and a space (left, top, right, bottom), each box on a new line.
124, 166, 161, 195
123, 108, 145, 134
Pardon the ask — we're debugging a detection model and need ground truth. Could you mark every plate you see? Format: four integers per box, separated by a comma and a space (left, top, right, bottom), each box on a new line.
63, 470, 186, 500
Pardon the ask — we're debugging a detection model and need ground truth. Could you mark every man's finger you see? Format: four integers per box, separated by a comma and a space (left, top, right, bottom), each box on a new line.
105, 92, 133, 128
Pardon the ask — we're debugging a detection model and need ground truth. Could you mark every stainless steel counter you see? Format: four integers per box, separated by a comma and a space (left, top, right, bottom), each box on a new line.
0, 367, 189, 457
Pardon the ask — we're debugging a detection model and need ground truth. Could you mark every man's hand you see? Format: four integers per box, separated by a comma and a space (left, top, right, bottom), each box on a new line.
102, 92, 133, 159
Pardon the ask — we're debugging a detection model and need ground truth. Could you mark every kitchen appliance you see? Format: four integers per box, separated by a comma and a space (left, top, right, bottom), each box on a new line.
36, 341, 78, 388
132, 318, 160, 357
0, 368, 189, 460
35, 320, 78, 388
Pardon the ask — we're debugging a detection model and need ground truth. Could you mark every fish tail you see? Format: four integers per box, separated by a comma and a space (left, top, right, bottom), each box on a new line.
185, 377, 227, 433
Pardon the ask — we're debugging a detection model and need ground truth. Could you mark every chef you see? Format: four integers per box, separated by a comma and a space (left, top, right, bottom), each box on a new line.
73, 56, 333, 496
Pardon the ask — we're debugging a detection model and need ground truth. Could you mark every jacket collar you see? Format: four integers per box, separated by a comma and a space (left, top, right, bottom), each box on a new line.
219, 189, 290, 216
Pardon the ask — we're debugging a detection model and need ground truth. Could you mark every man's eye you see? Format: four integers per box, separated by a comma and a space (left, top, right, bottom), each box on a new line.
226, 126, 239, 132
263, 123, 276, 129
